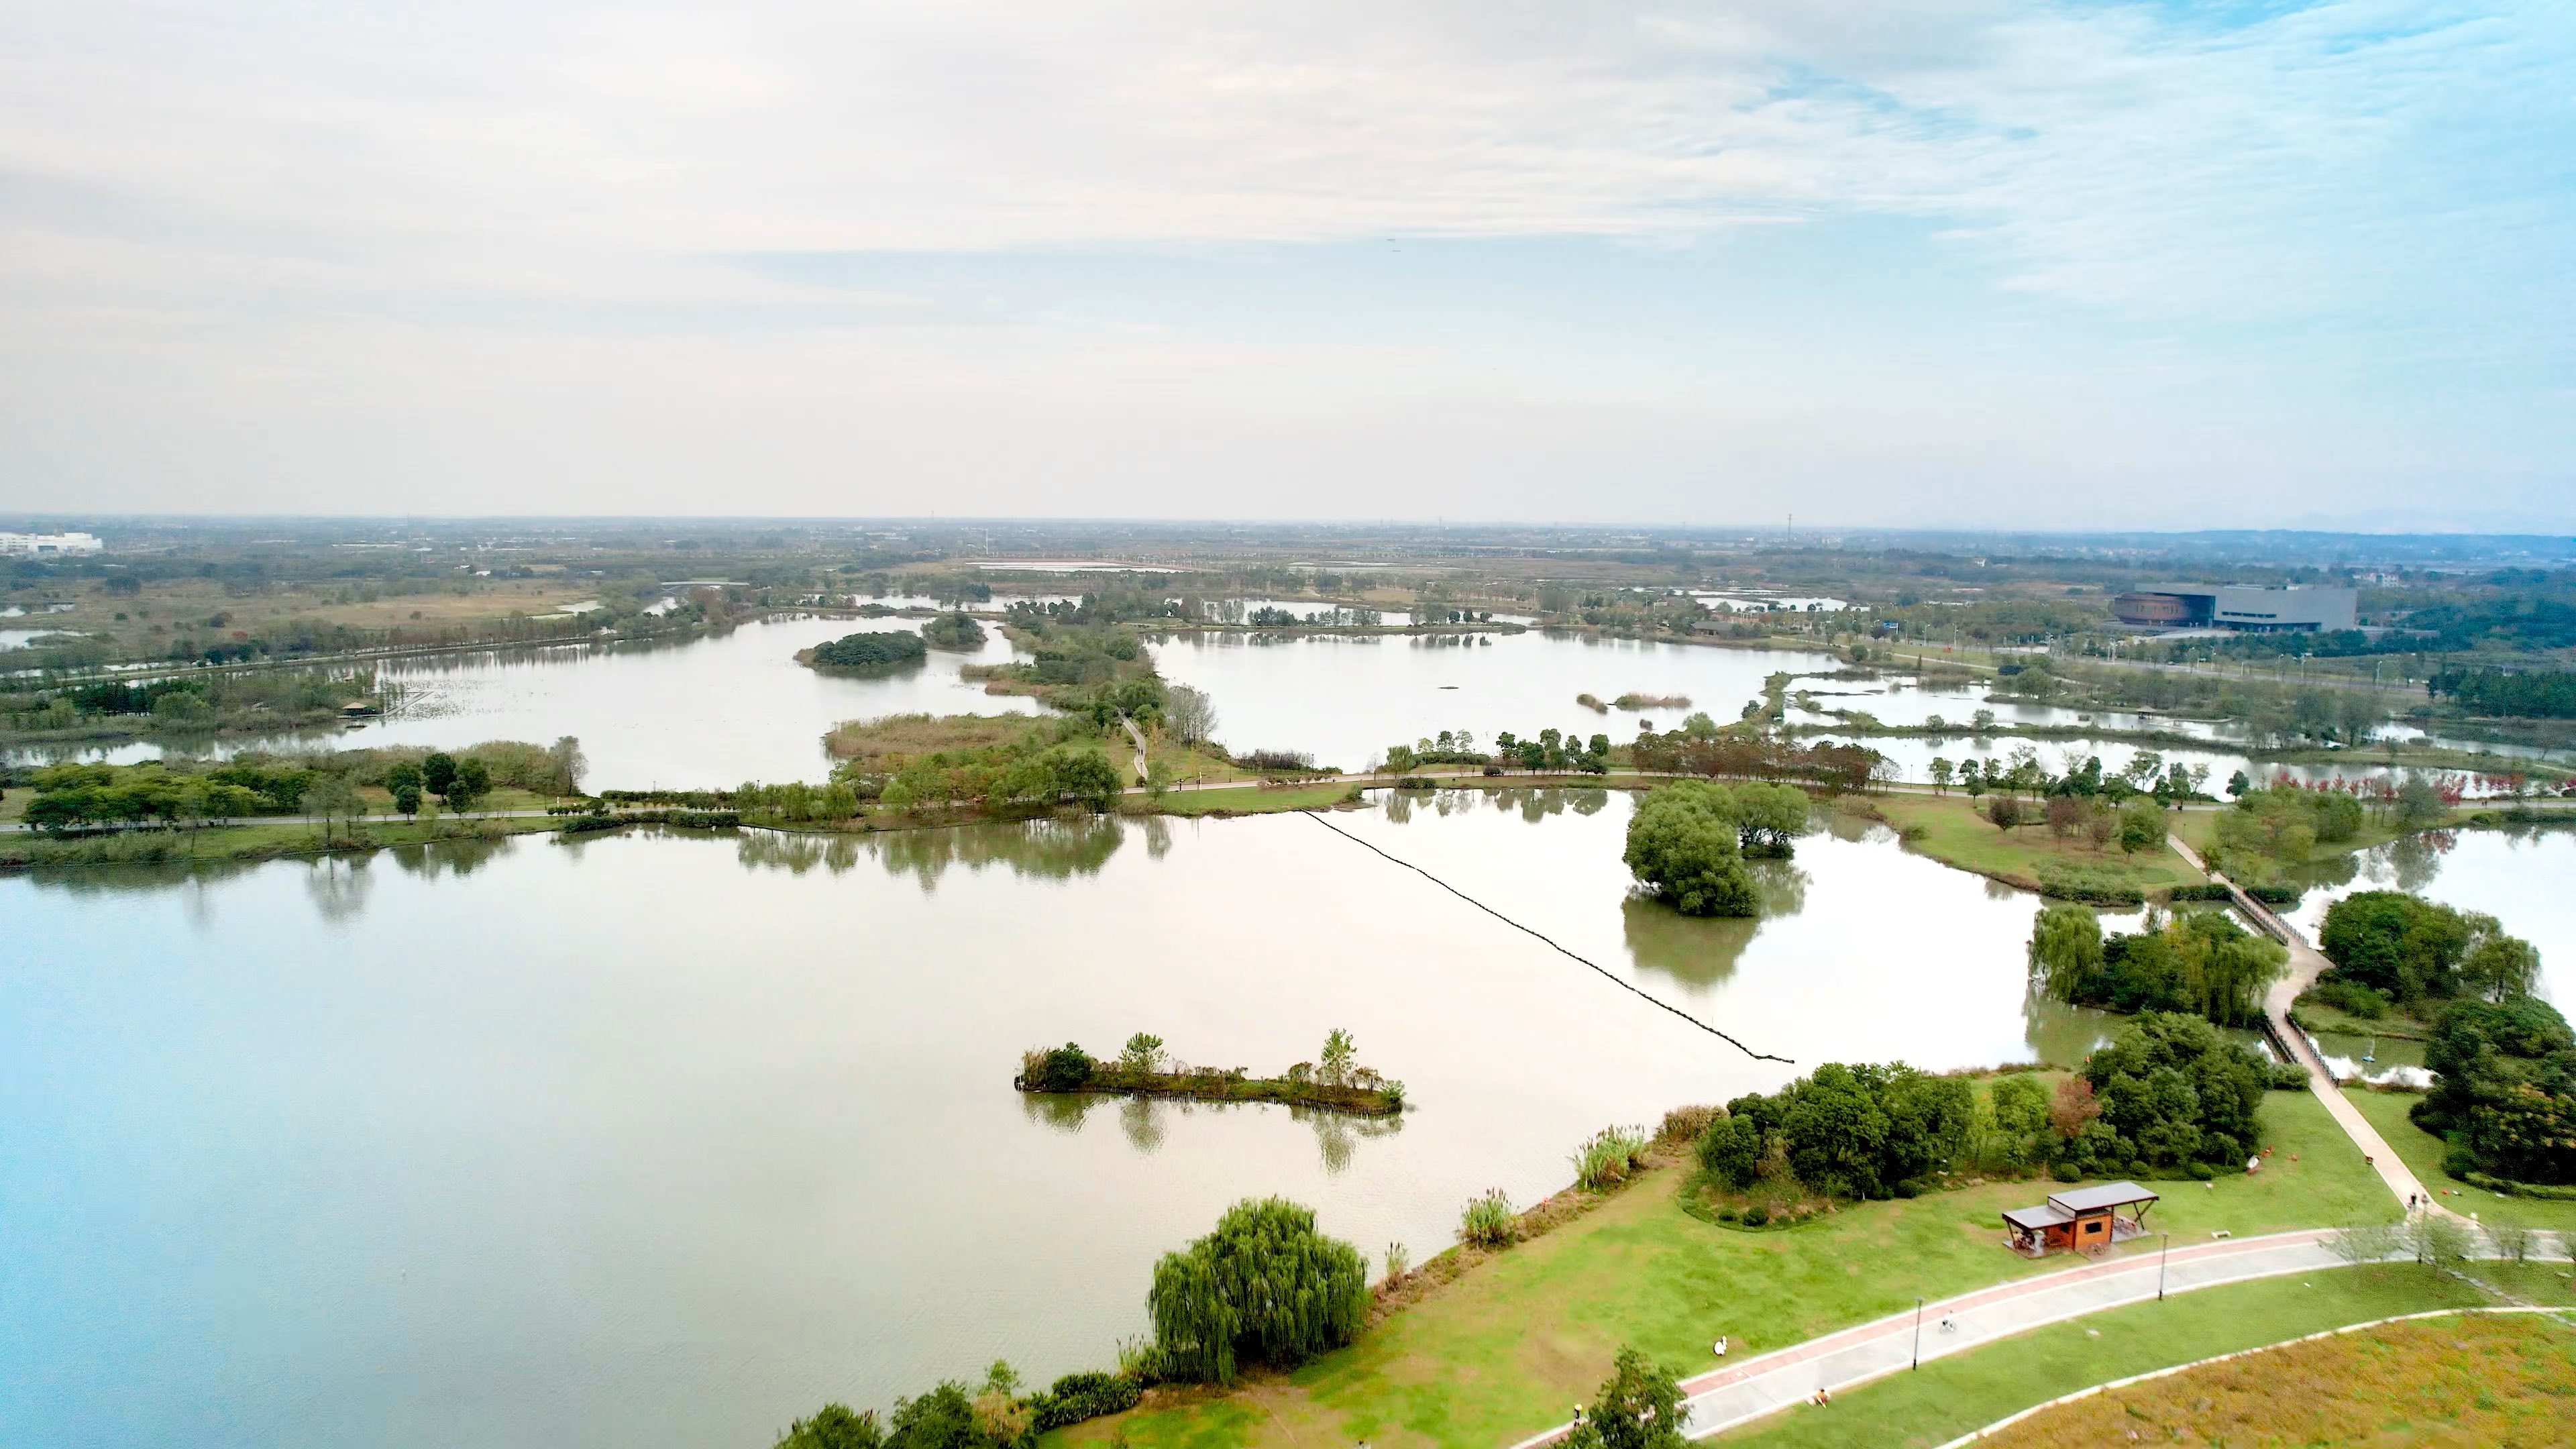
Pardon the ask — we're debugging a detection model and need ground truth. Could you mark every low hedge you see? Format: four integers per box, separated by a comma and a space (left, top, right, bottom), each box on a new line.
1030, 1371, 1142, 1431
2167, 883, 2235, 902
2461, 1169, 2576, 1201
2245, 883, 2303, 906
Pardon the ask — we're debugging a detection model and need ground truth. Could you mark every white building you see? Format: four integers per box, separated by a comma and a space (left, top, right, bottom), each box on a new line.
0, 531, 104, 555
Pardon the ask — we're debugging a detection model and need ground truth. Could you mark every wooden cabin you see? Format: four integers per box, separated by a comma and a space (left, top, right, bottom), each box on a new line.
2001, 1181, 2158, 1258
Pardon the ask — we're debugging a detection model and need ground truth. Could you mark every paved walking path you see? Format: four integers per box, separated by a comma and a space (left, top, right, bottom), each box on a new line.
1511, 1227, 2565, 1446
2165, 833, 2435, 1214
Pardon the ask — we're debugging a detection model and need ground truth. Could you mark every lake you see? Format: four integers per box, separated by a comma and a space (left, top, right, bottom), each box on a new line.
19, 616, 2534, 796
3, 792, 2120, 1449
2285, 824, 2576, 1079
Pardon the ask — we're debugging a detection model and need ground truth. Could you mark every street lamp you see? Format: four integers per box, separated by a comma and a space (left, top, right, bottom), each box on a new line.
2159, 1232, 2171, 1301
1912, 1297, 1924, 1369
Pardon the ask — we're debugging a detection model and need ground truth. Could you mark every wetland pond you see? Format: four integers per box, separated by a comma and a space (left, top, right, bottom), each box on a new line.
7, 790, 2133, 1449
28, 617, 2531, 796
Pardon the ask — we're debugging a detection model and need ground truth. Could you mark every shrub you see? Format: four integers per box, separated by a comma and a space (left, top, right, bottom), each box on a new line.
1148, 1197, 1368, 1384
2186, 1161, 2216, 1181
772, 1404, 881, 1449
1027, 1042, 1096, 1092
2267, 1063, 2312, 1090
1572, 1126, 1652, 1189
1694, 1114, 1764, 1189
1029, 1371, 1140, 1432
2051, 1161, 2081, 1182
1739, 1205, 1769, 1226
1458, 1189, 1519, 1248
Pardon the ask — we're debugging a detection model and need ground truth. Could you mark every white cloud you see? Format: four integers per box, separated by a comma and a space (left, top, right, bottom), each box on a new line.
0, 1, 2569, 521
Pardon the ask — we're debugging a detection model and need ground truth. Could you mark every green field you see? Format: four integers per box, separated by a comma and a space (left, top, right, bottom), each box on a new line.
1865, 790, 2202, 895
2342, 1085, 2576, 1234
1711, 1265, 2575, 1449
1134, 782, 1363, 818
1052, 1090, 2387, 1449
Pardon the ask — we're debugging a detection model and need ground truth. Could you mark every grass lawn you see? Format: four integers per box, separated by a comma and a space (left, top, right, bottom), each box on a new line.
1864, 791, 2202, 896
1139, 782, 1362, 818
2343, 1086, 2576, 1234
2292, 989, 2436, 1042
1053, 1091, 2388, 1449
1713, 1265, 2575, 1449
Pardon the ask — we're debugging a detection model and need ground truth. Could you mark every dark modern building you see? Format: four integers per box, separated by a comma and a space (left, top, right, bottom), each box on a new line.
2110, 584, 2357, 633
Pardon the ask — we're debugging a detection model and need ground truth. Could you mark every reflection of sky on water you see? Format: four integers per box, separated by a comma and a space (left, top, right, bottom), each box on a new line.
3, 793, 2125, 1448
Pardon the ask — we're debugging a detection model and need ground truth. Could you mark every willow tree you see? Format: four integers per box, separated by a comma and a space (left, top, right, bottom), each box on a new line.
1148, 1197, 1368, 1384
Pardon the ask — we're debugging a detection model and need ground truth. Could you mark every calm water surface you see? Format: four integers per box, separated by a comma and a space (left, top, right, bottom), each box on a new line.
2285, 825, 2576, 1078
5, 793, 2112, 1449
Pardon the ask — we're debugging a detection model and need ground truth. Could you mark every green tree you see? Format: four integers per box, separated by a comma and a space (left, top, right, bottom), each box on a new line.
2116, 796, 2165, 853
390, 782, 422, 818
1623, 782, 1759, 917
446, 757, 492, 811
1565, 1346, 1685, 1449
421, 752, 458, 799
1693, 1112, 1764, 1189
303, 773, 366, 845
2027, 904, 2106, 1001
1120, 1032, 1165, 1075
1318, 1028, 1356, 1087
1928, 757, 1953, 794
547, 735, 587, 795
772, 1404, 883, 1449
1148, 1197, 1368, 1384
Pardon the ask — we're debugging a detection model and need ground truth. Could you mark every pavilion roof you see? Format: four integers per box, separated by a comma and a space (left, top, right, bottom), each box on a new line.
2047, 1181, 2160, 1214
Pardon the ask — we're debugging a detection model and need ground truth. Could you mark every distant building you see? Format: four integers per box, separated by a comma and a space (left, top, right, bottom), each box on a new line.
0, 531, 103, 556
2110, 583, 2356, 633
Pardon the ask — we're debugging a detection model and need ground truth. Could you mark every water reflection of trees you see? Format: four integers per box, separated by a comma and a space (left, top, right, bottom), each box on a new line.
2021, 985, 2120, 1067
388, 836, 515, 879
726, 815, 1128, 890
1018, 1091, 1401, 1171
302, 856, 374, 926
1297, 1102, 1403, 1175
1620, 861, 1807, 991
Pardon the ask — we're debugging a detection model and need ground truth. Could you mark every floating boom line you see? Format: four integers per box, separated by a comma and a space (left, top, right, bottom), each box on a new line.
1297, 810, 1793, 1065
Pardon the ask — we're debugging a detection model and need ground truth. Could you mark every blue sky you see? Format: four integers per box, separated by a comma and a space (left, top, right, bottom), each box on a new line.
0, 0, 2569, 527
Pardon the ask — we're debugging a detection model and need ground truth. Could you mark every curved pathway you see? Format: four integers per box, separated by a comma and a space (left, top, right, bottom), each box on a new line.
2165, 833, 2435, 1213
1508, 1228, 2563, 1446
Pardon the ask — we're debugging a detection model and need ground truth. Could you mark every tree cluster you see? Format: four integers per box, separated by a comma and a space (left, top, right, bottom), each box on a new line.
2317, 890, 2539, 1011
2027, 905, 2286, 1027
1695, 1061, 1975, 1199
1627, 725, 1886, 792
2053, 1013, 2271, 1177
1623, 780, 1809, 917
2417, 995, 2576, 1186
920, 613, 987, 650
810, 631, 929, 669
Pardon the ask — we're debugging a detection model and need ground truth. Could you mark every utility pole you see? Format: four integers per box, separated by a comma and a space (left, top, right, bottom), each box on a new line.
2159, 1232, 2171, 1300
1912, 1297, 1924, 1368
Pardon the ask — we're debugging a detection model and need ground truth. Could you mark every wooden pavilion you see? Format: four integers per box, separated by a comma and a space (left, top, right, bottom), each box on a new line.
2001, 1181, 2159, 1258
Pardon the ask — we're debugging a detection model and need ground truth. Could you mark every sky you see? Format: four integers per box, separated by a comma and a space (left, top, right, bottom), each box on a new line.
1, 1, 2571, 529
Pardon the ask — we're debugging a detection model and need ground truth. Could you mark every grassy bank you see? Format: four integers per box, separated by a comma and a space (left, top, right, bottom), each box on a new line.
0, 814, 561, 870
1051, 1090, 2383, 1449
1713, 1268, 2574, 1449
1134, 782, 1364, 817
1856, 791, 2204, 900
2341, 1086, 2576, 1234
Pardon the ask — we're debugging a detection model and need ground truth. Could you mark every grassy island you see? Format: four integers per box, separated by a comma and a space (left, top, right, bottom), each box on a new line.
1016, 1032, 1405, 1116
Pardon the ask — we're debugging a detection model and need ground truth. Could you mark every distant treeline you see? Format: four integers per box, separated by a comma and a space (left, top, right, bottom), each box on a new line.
2430, 666, 2576, 719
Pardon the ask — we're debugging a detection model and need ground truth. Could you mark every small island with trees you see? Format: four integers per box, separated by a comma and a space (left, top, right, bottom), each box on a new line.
799, 631, 928, 671
1016, 1030, 1405, 1116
